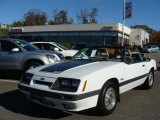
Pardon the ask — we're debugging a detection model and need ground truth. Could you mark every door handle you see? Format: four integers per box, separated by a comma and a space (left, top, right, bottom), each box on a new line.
142, 65, 145, 67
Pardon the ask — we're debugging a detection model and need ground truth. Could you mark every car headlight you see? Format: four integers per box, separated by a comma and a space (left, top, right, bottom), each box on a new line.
45, 53, 59, 62
20, 73, 33, 85
57, 53, 65, 60
45, 53, 55, 59
51, 78, 80, 92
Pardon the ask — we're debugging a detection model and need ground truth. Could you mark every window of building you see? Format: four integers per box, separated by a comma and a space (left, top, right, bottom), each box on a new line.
92, 32, 103, 36
68, 32, 79, 36
104, 32, 117, 36
49, 32, 59, 36
79, 32, 91, 36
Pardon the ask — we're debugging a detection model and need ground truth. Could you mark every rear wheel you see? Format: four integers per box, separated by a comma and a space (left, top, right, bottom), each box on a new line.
142, 70, 154, 89
96, 81, 117, 115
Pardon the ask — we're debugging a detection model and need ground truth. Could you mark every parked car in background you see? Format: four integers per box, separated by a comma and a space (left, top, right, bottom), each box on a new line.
31, 42, 78, 59
18, 46, 156, 115
143, 45, 159, 53
0, 38, 64, 72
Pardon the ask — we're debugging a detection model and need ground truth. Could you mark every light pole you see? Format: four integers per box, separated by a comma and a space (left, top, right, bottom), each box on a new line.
122, 0, 126, 47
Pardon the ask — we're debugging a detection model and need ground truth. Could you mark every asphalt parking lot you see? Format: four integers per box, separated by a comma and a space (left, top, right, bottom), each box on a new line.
0, 52, 160, 120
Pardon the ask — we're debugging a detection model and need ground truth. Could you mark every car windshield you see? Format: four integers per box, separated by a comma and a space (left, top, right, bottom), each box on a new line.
15, 40, 39, 51
73, 47, 123, 62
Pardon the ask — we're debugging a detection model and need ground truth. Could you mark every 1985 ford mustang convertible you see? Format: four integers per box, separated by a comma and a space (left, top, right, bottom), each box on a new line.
18, 46, 157, 115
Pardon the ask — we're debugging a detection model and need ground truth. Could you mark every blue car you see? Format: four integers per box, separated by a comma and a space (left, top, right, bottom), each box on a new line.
143, 45, 159, 53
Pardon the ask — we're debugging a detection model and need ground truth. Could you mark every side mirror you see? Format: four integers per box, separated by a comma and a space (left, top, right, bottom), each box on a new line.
12, 48, 20, 52
144, 54, 151, 62
54, 47, 59, 51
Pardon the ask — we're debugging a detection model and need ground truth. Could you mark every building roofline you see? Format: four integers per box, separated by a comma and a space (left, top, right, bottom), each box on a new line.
10, 23, 131, 35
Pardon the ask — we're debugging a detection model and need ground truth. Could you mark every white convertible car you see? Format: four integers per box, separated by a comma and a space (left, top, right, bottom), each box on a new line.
18, 46, 157, 115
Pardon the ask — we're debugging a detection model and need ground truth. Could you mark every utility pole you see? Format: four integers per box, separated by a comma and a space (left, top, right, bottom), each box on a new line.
122, 0, 125, 47
122, 0, 132, 46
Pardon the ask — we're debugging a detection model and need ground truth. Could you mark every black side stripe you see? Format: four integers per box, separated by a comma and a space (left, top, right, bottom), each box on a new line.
119, 74, 148, 87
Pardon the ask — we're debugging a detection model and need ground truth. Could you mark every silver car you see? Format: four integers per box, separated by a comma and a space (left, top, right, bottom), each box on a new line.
0, 38, 64, 71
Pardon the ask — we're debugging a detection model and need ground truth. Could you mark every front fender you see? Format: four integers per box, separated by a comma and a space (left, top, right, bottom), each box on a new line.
78, 64, 125, 94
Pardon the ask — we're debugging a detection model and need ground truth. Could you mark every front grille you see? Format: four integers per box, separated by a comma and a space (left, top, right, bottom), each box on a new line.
33, 80, 53, 87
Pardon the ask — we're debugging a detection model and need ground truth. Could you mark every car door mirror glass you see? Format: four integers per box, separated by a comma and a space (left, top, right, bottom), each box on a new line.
12, 48, 20, 52
54, 47, 59, 51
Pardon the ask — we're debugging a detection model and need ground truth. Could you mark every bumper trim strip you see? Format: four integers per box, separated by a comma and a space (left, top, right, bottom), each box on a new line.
18, 84, 100, 101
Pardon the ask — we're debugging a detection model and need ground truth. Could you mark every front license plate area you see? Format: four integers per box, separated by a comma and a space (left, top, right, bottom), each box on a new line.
30, 91, 55, 107
31, 91, 43, 101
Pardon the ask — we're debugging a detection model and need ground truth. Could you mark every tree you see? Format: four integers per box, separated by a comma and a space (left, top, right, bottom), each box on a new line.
77, 8, 90, 24
77, 8, 98, 24
23, 9, 48, 26
131, 25, 154, 34
69, 18, 75, 24
150, 31, 160, 43
50, 9, 68, 24
12, 20, 25, 27
90, 8, 98, 23
0, 28, 9, 38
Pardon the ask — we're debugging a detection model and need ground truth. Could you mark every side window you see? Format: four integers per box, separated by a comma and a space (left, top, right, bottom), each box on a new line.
125, 48, 143, 64
49, 44, 56, 51
34, 43, 43, 49
43, 43, 54, 51
1, 41, 18, 52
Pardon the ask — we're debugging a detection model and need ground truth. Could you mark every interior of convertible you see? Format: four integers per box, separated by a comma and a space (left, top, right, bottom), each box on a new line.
73, 46, 145, 64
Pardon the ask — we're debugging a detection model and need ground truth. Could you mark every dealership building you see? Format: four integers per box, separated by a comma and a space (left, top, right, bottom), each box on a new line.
10, 23, 149, 47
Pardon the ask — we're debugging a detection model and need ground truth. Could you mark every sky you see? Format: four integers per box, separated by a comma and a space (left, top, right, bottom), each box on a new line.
0, 0, 159, 30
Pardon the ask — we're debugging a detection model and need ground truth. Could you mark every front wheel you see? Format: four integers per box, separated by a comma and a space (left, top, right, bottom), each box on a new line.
25, 62, 42, 71
96, 81, 117, 116
142, 70, 154, 89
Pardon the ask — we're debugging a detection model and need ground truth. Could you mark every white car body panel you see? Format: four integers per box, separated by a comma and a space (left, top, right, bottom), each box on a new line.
63, 50, 78, 57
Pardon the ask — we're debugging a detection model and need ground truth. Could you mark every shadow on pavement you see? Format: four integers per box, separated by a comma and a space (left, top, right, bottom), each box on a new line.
0, 70, 23, 80
0, 89, 72, 119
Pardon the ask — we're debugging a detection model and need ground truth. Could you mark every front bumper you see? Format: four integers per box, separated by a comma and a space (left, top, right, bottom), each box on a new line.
18, 84, 100, 111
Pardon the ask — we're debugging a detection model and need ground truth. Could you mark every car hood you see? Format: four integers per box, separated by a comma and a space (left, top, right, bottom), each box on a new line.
30, 60, 121, 79
40, 60, 94, 73
65, 49, 78, 56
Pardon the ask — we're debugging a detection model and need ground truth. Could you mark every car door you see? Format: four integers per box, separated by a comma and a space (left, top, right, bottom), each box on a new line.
120, 49, 147, 93
0, 40, 22, 70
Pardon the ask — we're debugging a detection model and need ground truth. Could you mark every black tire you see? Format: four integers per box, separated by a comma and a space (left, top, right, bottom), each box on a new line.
25, 62, 42, 71
96, 81, 118, 116
142, 70, 154, 89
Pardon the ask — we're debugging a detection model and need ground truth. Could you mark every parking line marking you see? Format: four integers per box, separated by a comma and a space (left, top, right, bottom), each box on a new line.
0, 79, 18, 83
